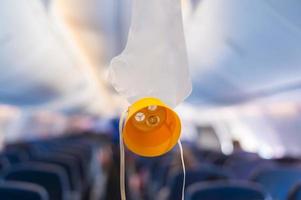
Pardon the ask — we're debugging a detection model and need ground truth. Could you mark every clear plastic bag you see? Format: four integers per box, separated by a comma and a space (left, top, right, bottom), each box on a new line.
109, 0, 192, 108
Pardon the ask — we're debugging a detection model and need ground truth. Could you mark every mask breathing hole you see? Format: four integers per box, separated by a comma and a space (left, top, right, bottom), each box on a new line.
146, 115, 160, 127
135, 112, 145, 122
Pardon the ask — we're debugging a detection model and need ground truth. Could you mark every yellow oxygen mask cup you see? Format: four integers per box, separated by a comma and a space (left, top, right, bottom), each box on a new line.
123, 97, 181, 157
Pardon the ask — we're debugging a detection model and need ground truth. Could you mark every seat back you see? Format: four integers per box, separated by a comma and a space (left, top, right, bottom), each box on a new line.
0, 181, 48, 200
288, 183, 301, 200
0, 157, 10, 171
252, 167, 301, 200
2, 149, 28, 164
33, 144, 86, 182
168, 166, 231, 200
30, 153, 81, 191
2, 162, 69, 200
224, 158, 274, 179
187, 181, 270, 200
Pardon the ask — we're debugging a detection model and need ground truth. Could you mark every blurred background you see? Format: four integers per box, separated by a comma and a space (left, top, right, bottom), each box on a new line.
1, 0, 301, 157
1, 0, 301, 200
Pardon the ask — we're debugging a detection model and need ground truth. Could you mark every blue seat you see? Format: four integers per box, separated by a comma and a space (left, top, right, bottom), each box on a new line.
2, 162, 69, 200
204, 151, 228, 165
288, 183, 301, 200
186, 181, 271, 200
54, 141, 93, 163
1, 149, 28, 164
32, 144, 86, 182
0, 157, 10, 171
30, 153, 82, 192
49, 146, 90, 180
151, 156, 172, 189
0, 181, 48, 200
167, 166, 231, 200
224, 158, 274, 179
251, 166, 301, 200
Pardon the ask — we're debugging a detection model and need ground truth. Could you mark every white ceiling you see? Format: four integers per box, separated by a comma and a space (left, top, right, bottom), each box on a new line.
185, 0, 301, 105
0, 0, 301, 114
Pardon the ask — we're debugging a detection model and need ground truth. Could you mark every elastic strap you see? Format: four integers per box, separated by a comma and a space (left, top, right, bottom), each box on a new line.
119, 111, 128, 200
178, 140, 186, 200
